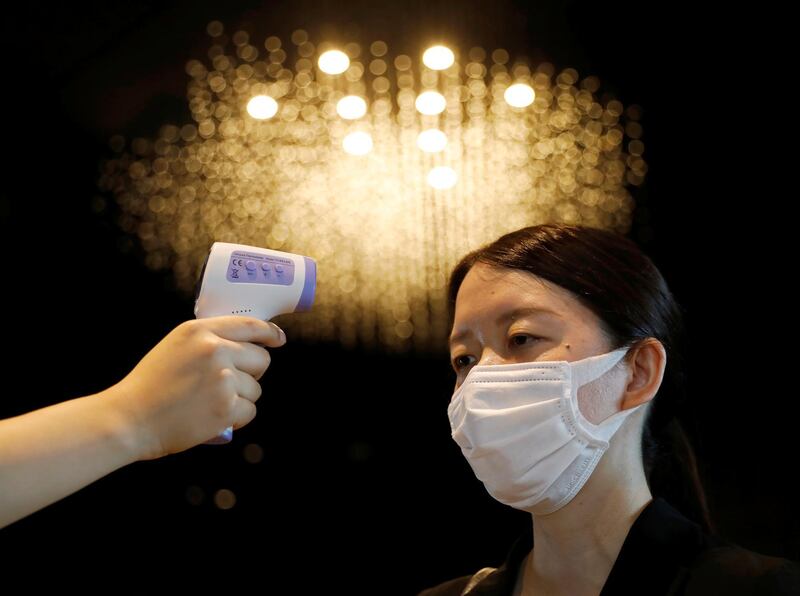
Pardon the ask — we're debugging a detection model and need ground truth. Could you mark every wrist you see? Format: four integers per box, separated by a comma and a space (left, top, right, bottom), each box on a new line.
91, 382, 152, 463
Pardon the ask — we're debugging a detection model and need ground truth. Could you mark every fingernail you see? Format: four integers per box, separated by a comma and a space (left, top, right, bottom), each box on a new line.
279, 328, 286, 342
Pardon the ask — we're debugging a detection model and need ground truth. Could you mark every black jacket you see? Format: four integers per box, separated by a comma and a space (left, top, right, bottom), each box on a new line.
418, 497, 800, 595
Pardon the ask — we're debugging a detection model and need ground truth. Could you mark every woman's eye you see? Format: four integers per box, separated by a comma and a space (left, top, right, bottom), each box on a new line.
452, 335, 540, 371
452, 355, 473, 371
511, 334, 539, 347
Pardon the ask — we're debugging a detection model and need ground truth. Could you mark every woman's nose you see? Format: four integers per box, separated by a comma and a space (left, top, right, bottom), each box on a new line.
477, 348, 506, 367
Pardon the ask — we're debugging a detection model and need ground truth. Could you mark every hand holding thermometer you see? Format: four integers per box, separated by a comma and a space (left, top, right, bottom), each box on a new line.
193, 242, 317, 444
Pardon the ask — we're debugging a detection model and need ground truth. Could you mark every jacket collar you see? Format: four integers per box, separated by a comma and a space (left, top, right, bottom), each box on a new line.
466, 497, 717, 595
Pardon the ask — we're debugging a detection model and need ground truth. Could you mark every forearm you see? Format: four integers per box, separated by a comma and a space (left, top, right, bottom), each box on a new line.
0, 387, 140, 528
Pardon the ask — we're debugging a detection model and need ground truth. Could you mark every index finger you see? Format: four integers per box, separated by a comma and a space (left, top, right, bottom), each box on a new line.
198, 315, 285, 346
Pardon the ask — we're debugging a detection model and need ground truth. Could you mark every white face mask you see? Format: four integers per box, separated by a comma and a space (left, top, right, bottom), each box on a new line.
447, 346, 645, 515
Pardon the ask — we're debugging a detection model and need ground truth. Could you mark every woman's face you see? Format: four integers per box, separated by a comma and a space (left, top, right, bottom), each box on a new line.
449, 263, 628, 423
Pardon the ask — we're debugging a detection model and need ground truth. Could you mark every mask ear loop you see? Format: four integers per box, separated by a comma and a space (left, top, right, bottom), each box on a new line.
570, 346, 630, 389
574, 348, 646, 448
568, 347, 634, 445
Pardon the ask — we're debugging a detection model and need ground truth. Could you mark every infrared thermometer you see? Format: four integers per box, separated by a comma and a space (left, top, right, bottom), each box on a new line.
194, 242, 317, 444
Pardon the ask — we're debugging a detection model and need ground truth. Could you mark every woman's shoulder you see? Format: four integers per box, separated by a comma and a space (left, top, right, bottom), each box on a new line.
416, 574, 471, 596
415, 546, 800, 596
416, 567, 497, 596
683, 541, 800, 595
414, 498, 800, 595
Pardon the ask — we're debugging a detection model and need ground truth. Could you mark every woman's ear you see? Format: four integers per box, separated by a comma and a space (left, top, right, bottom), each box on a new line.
622, 338, 666, 410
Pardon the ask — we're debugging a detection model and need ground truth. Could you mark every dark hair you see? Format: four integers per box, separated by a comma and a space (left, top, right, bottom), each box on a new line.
446, 223, 716, 535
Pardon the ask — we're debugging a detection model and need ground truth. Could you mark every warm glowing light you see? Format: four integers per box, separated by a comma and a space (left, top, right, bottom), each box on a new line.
318, 50, 350, 74
415, 90, 446, 115
422, 45, 454, 70
417, 129, 447, 152
337, 95, 367, 119
504, 83, 535, 108
343, 131, 373, 155
214, 488, 236, 510
243, 443, 264, 464
427, 166, 457, 189
100, 25, 645, 354
246, 95, 278, 119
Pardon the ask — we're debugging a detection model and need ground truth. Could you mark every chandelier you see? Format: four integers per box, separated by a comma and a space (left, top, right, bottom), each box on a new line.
97, 21, 647, 354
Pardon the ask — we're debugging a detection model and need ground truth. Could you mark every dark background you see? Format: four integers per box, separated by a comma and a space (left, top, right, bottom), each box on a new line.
0, 0, 793, 591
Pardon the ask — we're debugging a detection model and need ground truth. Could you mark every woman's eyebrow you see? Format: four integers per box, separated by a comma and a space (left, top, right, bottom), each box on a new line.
449, 306, 559, 347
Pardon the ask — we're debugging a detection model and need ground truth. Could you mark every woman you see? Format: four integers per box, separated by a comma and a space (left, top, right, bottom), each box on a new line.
419, 223, 799, 595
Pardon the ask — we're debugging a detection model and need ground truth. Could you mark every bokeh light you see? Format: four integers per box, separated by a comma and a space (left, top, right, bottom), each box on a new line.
417, 129, 448, 152
414, 90, 447, 115
336, 95, 368, 119
246, 95, 278, 119
343, 131, 373, 155
98, 24, 646, 355
504, 83, 535, 107
213, 488, 236, 510
243, 443, 264, 463
422, 45, 455, 70
318, 49, 350, 74
427, 166, 458, 189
